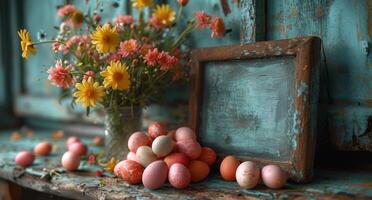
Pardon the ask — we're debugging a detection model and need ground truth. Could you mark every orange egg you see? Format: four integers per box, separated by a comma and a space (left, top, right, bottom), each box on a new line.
220, 155, 240, 181
34, 141, 52, 156
15, 151, 35, 167
93, 136, 104, 146
164, 152, 190, 168
61, 151, 80, 171
188, 160, 210, 182
197, 147, 216, 166
148, 121, 167, 139
68, 142, 88, 156
66, 136, 80, 147
114, 160, 126, 177
120, 160, 144, 184
128, 131, 152, 152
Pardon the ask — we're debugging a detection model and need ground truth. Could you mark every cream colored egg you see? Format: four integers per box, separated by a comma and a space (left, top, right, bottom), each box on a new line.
152, 135, 173, 157
236, 161, 260, 189
136, 146, 157, 167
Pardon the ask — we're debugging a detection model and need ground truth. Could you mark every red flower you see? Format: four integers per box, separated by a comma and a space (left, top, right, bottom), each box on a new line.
177, 0, 189, 6
52, 42, 60, 52
95, 170, 103, 177
88, 155, 96, 165
158, 51, 179, 71
195, 11, 211, 29
210, 17, 225, 38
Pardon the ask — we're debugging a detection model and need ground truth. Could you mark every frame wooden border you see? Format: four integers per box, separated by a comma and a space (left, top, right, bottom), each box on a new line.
189, 37, 321, 183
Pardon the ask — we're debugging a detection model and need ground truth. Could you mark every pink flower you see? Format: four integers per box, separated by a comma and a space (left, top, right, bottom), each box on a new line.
93, 15, 101, 23
149, 16, 165, 29
119, 39, 138, 57
107, 53, 122, 62
158, 51, 179, 71
64, 35, 90, 54
83, 71, 95, 81
144, 48, 159, 66
172, 68, 184, 81
141, 44, 153, 56
114, 15, 134, 26
47, 60, 74, 88
52, 42, 60, 52
210, 17, 225, 38
88, 155, 96, 165
195, 11, 211, 29
58, 5, 76, 17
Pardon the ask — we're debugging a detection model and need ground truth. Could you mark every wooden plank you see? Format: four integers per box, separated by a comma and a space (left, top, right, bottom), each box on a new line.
0, 130, 372, 199
189, 37, 321, 182
240, 0, 266, 43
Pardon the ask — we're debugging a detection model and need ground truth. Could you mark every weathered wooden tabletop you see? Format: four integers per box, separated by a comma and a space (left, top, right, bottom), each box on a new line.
0, 130, 372, 200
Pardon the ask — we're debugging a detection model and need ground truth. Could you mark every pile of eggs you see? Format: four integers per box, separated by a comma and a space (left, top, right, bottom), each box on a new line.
220, 155, 288, 189
114, 122, 217, 189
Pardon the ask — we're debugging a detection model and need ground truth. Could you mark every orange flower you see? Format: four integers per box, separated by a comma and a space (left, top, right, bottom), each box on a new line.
210, 17, 225, 38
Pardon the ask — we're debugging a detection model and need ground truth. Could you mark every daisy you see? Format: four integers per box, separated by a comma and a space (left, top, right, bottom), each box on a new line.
132, 0, 153, 10
73, 77, 105, 107
18, 29, 37, 59
100, 61, 131, 90
91, 24, 119, 53
152, 4, 175, 26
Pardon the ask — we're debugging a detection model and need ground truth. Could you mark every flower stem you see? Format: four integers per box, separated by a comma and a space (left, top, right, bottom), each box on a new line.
32, 40, 59, 45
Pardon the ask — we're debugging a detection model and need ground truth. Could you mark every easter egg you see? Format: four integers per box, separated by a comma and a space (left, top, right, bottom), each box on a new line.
120, 160, 144, 184
197, 147, 216, 166
127, 152, 140, 163
148, 122, 167, 139
93, 136, 104, 146
164, 152, 190, 168
175, 127, 196, 141
128, 131, 152, 152
142, 160, 168, 189
176, 139, 201, 160
34, 141, 52, 156
68, 142, 88, 156
66, 136, 80, 147
61, 151, 80, 171
168, 163, 191, 189
15, 151, 35, 167
114, 160, 126, 176
236, 161, 260, 189
136, 146, 157, 167
261, 165, 288, 189
188, 160, 210, 182
220, 155, 240, 181
152, 135, 173, 157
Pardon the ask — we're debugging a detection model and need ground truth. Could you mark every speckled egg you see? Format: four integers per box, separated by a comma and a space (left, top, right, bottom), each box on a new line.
188, 160, 210, 182
114, 160, 126, 176
236, 161, 260, 189
15, 151, 35, 167
120, 160, 144, 184
142, 160, 168, 189
168, 163, 191, 189
220, 155, 240, 181
148, 122, 167, 139
261, 165, 288, 189
176, 139, 201, 160
197, 147, 216, 166
128, 131, 152, 152
175, 127, 196, 141
66, 136, 80, 147
127, 152, 140, 163
68, 142, 87, 156
34, 141, 52, 156
61, 151, 80, 171
152, 135, 173, 157
136, 146, 157, 167
164, 152, 190, 168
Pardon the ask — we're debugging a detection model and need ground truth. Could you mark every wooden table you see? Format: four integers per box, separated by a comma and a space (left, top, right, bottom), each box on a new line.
0, 130, 372, 200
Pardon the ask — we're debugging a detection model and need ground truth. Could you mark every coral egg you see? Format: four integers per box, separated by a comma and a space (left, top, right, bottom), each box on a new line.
120, 160, 144, 184
128, 131, 152, 152
127, 152, 140, 163
34, 141, 52, 156
220, 155, 240, 181
176, 139, 201, 160
68, 142, 88, 156
148, 122, 167, 139
197, 147, 216, 166
168, 163, 191, 189
188, 160, 210, 182
142, 160, 168, 189
93, 136, 104, 146
61, 151, 80, 171
164, 152, 190, 168
175, 127, 196, 141
66, 136, 80, 147
15, 151, 35, 167
261, 165, 288, 189
114, 160, 126, 176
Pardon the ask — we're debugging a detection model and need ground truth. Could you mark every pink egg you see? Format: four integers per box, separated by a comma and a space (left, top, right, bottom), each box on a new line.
142, 160, 168, 189
175, 127, 196, 141
68, 142, 87, 156
114, 160, 126, 176
93, 136, 104, 146
148, 122, 167, 139
167, 130, 176, 140
61, 151, 80, 171
128, 131, 152, 152
15, 151, 35, 167
126, 152, 140, 163
236, 161, 260, 189
168, 163, 191, 189
66, 136, 80, 147
176, 139, 201, 159
34, 141, 52, 156
261, 165, 288, 189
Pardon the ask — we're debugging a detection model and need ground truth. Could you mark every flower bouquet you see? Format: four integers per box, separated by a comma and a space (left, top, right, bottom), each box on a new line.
18, 0, 225, 159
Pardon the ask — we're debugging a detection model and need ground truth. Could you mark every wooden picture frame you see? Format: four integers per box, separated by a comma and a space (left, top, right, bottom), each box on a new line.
189, 37, 321, 183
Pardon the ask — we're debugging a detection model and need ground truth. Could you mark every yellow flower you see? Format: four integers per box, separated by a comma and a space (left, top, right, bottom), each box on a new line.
73, 77, 105, 107
132, 0, 153, 10
103, 157, 119, 173
18, 29, 37, 59
91, 24, 119, 53
153, 4, 176, 26
100, 61, 131, 90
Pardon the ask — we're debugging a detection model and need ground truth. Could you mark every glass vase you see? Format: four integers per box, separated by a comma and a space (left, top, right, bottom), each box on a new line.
104, 107, 142, 160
